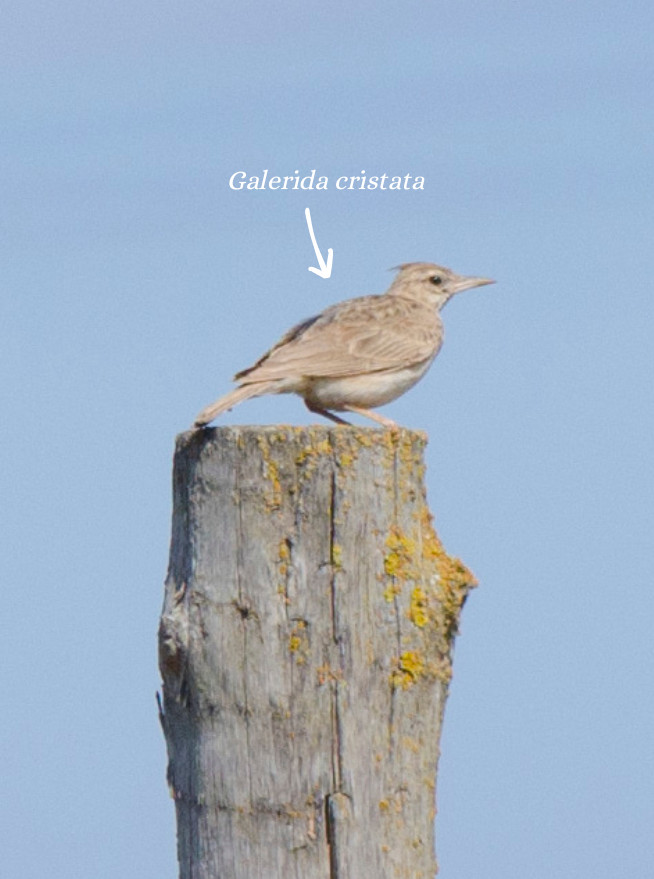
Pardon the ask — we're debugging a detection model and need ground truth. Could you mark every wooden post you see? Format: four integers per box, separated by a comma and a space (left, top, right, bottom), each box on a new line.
158, 426, 476, 879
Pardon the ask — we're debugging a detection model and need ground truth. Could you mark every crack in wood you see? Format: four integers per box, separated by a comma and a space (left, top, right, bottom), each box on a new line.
169, 790, 318, 817
325, 791, 352, 879
387, 441, 403, 756
327, 460, 345, 798
235, 452, 254, 810
328, 464, 338, 645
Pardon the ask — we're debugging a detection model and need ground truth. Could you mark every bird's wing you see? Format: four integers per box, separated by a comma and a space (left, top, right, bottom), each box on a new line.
234, 314, 322, 379
235, 295, 442, 382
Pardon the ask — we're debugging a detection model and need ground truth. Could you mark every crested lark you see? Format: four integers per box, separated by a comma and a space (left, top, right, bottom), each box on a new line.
193, 262, 493, 429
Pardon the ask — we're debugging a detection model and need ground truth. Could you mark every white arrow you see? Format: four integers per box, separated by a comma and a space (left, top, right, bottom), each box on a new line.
305, 207, 333, 279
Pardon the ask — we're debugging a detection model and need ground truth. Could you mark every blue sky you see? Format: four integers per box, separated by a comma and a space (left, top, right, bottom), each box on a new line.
2, 2, 653, 877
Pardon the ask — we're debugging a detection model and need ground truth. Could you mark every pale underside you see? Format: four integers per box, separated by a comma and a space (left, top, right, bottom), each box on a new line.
299, 362, 434, 410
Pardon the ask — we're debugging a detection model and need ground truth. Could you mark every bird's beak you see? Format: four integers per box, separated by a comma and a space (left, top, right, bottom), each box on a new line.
451, 275, 495, 294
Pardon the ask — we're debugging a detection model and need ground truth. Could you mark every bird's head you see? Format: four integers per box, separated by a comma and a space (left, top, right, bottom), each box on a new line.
388, 262, 494, 310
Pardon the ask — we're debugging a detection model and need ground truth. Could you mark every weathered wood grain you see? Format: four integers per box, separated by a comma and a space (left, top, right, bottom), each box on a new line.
159, 426, 476, 879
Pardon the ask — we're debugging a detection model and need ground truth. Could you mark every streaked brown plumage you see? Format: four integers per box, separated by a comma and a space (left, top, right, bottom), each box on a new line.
193, 262, 494, 429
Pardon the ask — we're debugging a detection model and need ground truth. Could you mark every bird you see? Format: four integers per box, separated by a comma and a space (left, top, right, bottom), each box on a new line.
193, 262, 494, 430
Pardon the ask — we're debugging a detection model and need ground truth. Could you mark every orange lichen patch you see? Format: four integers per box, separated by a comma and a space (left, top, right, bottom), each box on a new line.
352, 430, 374, 448
419, 506, 477, 586
402, 736, 421, 753
331, 543, 343, 571
255, 435, 282, 510
316, 663, 343, 685
277, 538, 291, 577
384, 528, 416, 579
295, 435, 332, 466
382, 512, 476, 650
408, 586, 429, 627
276, 539, 292, 603
390, 650, 425, 689
431, 657, 454, 684
263, 458, 281, 508
331, 429, 387, 483
288, 621, 309, 663
379, 799, 390, 812
417, 506, 477, 640
391, 650, 452, 689
380, 432, 428, 511
383, 582, 401, 603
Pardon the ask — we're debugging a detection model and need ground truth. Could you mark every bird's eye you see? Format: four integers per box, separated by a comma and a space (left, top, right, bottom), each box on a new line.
430, 275, 443, 286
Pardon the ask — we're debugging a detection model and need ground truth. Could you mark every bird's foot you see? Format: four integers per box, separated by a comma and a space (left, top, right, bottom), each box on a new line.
342, 405, 400, 432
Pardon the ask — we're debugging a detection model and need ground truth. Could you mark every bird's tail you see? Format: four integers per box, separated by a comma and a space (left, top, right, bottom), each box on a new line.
193, 383, 269, 427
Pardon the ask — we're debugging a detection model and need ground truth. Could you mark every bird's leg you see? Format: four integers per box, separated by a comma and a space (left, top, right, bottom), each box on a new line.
305, 401, 352, 426
341, 405, 399, 431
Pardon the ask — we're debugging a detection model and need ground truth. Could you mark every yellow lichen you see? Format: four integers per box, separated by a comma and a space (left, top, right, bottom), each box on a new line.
331, 543, 343, 570
277, 539, 291, 600
418, 506, 477, 641
353, 431, 373, 448
383, 583, 401, 603
316, 663, 343, 685
384, 528, 416, 579
390, 650, 425, 689
409, 586, 429, 627
256, 435, 282, 510
288, 621, 309, 663
431, 658, 453, 684
264, 458, 281, 507
295, 437, 332, 466
382, 513, 476, 651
